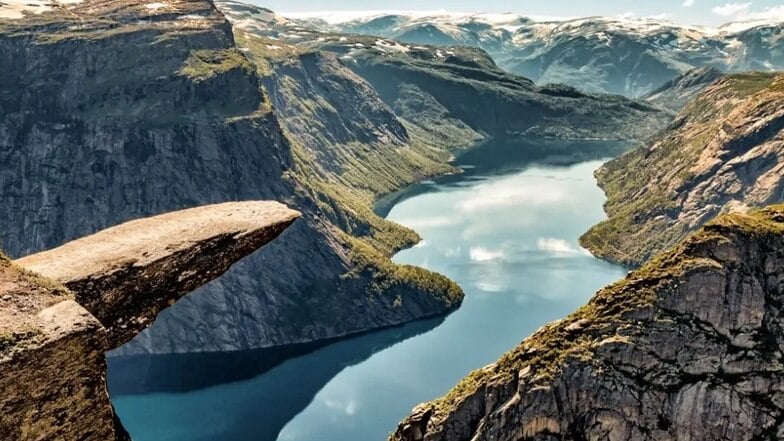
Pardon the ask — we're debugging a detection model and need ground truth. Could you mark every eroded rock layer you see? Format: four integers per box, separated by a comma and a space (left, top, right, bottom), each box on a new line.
392, 205, 784, 441
15, 201, 299, 346
1, 201, 298, 440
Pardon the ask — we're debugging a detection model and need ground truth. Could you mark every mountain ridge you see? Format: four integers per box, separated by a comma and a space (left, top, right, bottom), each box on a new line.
297, 11, 784, 96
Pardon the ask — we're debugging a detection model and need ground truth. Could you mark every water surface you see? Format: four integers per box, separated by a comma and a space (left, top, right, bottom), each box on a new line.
111, 140, 628, 441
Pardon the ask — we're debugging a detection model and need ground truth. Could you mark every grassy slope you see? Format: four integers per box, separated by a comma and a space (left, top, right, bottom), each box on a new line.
235, 31, 466, 300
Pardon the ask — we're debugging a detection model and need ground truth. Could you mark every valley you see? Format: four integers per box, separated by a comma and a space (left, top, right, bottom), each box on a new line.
110, 139, 628, 441
0, 0, 783, 440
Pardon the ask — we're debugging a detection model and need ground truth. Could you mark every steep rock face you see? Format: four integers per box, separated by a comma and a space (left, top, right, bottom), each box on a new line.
644, 67, 725, 113
392, 205, 784, 441
1, 201, 298, 441
0, 0, 462, 355
581, 72, 784, 266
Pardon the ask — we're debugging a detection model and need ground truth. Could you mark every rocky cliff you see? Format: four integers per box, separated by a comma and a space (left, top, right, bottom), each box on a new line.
1, 0, 671, 357
392, 204, 784, 441
0, 0, 462, 356
1, 201, 298, 441
581, 72, 784, 267
644, 67, 725, 113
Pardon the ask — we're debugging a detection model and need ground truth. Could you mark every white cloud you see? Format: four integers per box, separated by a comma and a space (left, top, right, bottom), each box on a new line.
712, 2, 751, 17
712, 3, 784, 21
469, 246, 504, 262
617, 11, 636, 20
456, 183, 566, 213
322, 397, 359, 415
683, 0, 695, 7
536, 238, 586, 256
393, 215, 458, 229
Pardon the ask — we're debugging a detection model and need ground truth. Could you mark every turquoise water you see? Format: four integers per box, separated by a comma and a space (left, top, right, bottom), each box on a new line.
111, 140, 628, 441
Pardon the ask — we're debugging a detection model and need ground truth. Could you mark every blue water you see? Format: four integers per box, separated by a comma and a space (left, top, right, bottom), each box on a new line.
111, 140, 628, 441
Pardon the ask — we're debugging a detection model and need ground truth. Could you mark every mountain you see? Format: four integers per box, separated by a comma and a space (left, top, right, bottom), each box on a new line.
0, 0, 462, 357
644, 66, 725, 112
304, 12, 784, 97
392, 204, 784, 441
1, 202, 297, 441
218, 1, 670, 142
0, 0, 667, 358
581, 72, 784, 266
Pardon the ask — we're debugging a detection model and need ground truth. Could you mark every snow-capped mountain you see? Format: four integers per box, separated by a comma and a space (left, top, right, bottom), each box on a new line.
291, 12, 783, 97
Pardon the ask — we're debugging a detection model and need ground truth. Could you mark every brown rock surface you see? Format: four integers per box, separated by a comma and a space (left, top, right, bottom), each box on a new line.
392, 205, 784, 441
581, 72, 784, 266
1, 201, 298, 440
17, 201, 300, 346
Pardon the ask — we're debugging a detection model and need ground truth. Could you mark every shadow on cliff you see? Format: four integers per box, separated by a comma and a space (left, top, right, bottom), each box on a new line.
108, 317, 444, 441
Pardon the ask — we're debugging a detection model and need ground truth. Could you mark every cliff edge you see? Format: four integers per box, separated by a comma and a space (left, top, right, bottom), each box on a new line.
393, 204, 784, 441
1, 201, 299, 440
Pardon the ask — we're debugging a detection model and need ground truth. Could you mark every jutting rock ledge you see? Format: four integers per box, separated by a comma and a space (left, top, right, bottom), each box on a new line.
392, 204, 784, 441
0, 201, 300, 441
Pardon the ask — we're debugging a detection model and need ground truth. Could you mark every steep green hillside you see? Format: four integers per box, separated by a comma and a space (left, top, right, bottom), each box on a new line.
218, 1, 672, 143
581, 72, 784, 266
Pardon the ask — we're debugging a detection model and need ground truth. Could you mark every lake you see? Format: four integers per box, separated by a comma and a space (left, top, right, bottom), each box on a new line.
110, 139, 629, 441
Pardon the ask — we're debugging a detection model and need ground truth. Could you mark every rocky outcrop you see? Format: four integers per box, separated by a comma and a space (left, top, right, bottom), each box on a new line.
391, 204, 784, 441
15, 201, 299, 347
0, 0, 462, 356
645, 67, 725, 113
1, 201, 298, 441
581, 72, 784, 266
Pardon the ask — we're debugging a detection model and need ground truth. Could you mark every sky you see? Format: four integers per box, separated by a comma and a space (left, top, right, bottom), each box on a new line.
249, 0, 784, 26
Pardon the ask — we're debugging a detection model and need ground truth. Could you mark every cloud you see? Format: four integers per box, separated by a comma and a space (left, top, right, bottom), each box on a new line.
712, 3, 784, 21
456, 183, 566, 213
469, 246, 504, 262
393, 215, 458, 229
683, 0, 695, 6
712, 2, 751, 17
536, 238, 586, 256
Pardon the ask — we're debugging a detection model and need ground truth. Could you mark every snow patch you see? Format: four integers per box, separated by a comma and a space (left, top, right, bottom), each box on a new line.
145, 2, 168, 10
0, 0, 83, 19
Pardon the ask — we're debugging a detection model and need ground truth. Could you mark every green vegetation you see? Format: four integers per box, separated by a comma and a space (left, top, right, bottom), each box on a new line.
580, 72, 784, 266
726, 71, 779, 96
708, 204, 784, 236
178, 49, 255, 81
343, 235, 462, 305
